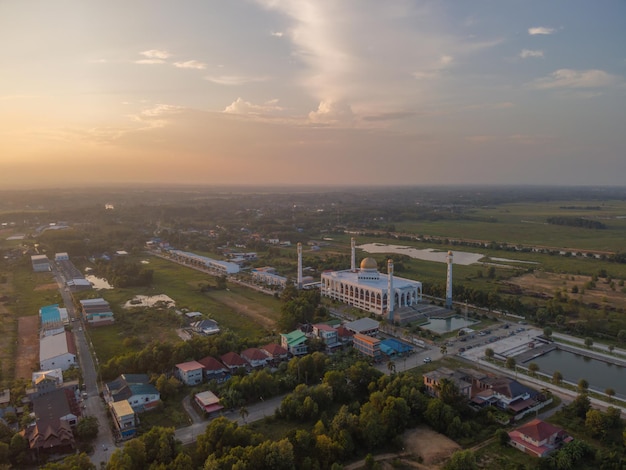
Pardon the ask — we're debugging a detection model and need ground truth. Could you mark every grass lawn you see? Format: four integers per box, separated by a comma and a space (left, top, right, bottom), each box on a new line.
475, 439, 540, 469
245, 416, 306, 441
138, 390, 192, 431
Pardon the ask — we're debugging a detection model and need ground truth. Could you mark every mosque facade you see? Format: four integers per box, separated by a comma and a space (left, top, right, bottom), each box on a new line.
320, 239, 423, 318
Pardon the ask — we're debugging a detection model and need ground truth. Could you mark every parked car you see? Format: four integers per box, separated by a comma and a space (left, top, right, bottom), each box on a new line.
423, 357, 432, 363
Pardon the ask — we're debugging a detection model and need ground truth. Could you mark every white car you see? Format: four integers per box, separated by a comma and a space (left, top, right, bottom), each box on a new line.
423, 357, 432, 363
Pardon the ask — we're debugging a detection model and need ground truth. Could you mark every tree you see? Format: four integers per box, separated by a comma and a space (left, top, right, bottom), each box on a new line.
386, 360, 396, 375
42, 453, 95, 469
552, 370, 563, 385
585, 409, 607, 438
484, 348, 494, 359
505, 357, 516, 370
440, 345, 448, 356
543, 327, 553, 339
495, 428, 510, 447
605, 388, 615, 401
577, 378, 589, 393
608, 345, 614, 354
444, 449, 477, 470
618, 330, 626, 344
528, 363, 539, 376
584, 337, 593, 348
75, 416, 99, 441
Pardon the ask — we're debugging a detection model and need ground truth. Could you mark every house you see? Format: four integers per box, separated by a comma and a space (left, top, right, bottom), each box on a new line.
79, 298, 114, 326
191, 319, 220, 336
261, 343, 289, 363
508, 419, 571, 457
54, 253, 70, 262
312, 324, 341, 351
23, 388, 80, 453
352, 334, 382, 360
110, 400, 137, 440
39, 331, 77, 371
176, 361, 204, 386
198, 356, 230, 383
336, 326, 354, 345
240, 348, 268, 368
194, 391, 224, 415
220, 352, 248, 372
104, 374, 161, 412
280, 330, 308, 356
31, 255, 51, 272
345, 317, 380, 337
471, 376, 539, 413
423, 367, 473, 399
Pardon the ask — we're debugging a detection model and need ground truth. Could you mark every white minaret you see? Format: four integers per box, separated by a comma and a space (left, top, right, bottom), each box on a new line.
351, 237, 356, 272
446, 251, 453, 309
387, 259, 394, 321
297, 243, 303, 289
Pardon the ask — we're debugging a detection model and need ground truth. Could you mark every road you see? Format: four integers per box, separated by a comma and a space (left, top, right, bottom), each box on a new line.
52, 266, 116, 465
175, 395, 284, 445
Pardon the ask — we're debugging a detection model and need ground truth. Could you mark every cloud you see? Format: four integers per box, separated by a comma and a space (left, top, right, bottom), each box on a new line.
254, 1, 501, 122
528, 27, 555, 35
532, 69, 620, 89
204, 75, 269, 85
308, 100, 354, 125
129, 104, 184, 129
362, 111, 416, 122
173, 60, 207, 70
271, 31, 284, 37
223, 97, 284, 115
520, 49, 544, 59
140, 49, 171, 59
135, 59, 166, 65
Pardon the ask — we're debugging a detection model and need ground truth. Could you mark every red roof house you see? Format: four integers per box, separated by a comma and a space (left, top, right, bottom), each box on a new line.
508, 419, 571, 458
220, 352, 248, 371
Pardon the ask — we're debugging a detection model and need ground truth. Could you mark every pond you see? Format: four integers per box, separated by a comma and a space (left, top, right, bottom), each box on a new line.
529, 348, 626, 398
420, 316, 479, 334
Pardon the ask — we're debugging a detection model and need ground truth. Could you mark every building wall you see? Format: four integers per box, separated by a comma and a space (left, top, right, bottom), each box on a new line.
40, 353, 76, 371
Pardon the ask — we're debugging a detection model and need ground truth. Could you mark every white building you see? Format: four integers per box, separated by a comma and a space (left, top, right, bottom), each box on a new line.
169, 250, 240, 275
321, 240, 422, 318
39, 331, 77, 371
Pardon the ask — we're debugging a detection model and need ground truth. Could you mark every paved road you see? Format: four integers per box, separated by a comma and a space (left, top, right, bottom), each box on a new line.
175, 395, 284, 445
52, 266, 115, 465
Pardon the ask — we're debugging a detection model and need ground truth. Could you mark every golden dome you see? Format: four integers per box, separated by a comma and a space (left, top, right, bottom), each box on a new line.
360, 257, 378, 270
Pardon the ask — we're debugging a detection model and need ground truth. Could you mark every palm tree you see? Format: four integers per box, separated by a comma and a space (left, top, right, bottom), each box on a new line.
528, 362, 539, 376
440, 345, 448, 356
552, 370, 563, 385
605, 388, 615, 401
505, 357, 516, 370
239, 406, 249, 424
577, 378, 589, 393
387, 360, 396, 375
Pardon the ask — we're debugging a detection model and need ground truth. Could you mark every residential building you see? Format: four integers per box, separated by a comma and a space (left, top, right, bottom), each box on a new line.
110, 400, 137, 440
191, 319, 220, 336
280, 330, 308, 356
104, 374, 161, 412
423, 367, 472, 399
39, 331, 76, 371
31, 255, 51, 272
198, 356, 230, 383
240, 348, 268, 368
352, 334, 382, 360
312, 323, 340, 350
40, 304, 65, 337
508, 419, 571, 458
261, 343, 289, 363
220, 352, 248, 372
194, 391, 224, 415
175, 361, 204, 386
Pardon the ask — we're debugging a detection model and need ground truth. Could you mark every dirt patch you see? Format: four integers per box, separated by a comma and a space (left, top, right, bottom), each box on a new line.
403, 426, 461, 467
216, 296, 276, 330
512, 272, 626, 310
16, 316, 39, 380
34, 283, 58, 291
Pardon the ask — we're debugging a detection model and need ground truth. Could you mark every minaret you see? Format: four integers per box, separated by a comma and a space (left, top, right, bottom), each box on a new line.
387, 259, 394, 321
297, 243, 303, 289
446, 251, 453, 309
351, 237, 356, 272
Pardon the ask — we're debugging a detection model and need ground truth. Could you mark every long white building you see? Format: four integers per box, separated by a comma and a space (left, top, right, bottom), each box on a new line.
321, 239, 422, 318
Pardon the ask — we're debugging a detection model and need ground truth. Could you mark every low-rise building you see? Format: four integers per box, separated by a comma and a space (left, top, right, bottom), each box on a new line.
508, 419, 571, 458
110, 400, 137, 440
79, 298, 114, 326
105, 374, 161, 412
194, 391, 224, 415
261, 343, 289, 363
240, 348, 268, 368
423, 367, 472, 399
280, 330, 308, 356
220, 352, 248, 372
345, 317, 380, 337
352, 334, 382, 360
40, 331, 77, 371
176, 361, 204, 386
312, 323, 341, 351
31, 255, 51, 272
198, 356, 230, 383
191, 319, 220, 336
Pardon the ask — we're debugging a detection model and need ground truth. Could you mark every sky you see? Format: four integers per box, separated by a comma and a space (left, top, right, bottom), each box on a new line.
1, 0, 625, 188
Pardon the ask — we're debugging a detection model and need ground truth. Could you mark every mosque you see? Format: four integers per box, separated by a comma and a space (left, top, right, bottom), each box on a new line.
320, 238, 426, 321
